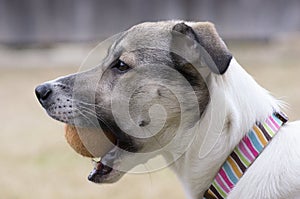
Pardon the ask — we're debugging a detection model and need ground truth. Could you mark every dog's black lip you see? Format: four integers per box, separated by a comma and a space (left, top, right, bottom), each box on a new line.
87, 138, 120, 183
88, 161, 114, 183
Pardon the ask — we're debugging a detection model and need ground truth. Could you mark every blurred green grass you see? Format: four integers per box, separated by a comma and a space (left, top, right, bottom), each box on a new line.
0, 39, 299, 199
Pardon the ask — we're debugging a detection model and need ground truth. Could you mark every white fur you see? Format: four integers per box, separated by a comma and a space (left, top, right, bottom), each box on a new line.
169, 58, 300, 199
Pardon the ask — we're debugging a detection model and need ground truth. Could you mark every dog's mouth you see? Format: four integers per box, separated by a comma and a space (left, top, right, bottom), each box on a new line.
54, 112, 129, 183
87, 132, 138, 184
35, 89, 136, 183
87, 142, 123, 184
75, 122, 133, 184
88, 158, 117, 184
89, 160, 113, 179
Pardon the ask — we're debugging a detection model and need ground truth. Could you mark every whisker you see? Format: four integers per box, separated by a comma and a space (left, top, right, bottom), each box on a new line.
79, 107, 117, 135
72, 99, 111, 111
73, 107, 98, 127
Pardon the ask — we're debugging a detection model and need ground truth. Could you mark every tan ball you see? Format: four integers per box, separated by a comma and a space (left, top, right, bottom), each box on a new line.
64, 124, 115, 158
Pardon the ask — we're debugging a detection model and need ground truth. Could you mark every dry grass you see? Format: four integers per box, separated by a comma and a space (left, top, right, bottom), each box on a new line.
0, 39, 299, 199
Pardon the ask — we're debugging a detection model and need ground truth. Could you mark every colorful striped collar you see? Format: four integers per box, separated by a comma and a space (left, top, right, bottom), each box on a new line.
203, 112, 288, 199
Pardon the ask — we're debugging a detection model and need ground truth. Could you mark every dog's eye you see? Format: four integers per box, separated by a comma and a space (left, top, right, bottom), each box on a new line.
112, 60, 131, 72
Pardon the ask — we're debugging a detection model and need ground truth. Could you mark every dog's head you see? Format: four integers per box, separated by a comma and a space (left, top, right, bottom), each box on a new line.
35, 21, 232, 183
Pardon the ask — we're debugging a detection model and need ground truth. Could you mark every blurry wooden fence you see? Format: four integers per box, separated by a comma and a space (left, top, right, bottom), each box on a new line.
0, 0, 299, 44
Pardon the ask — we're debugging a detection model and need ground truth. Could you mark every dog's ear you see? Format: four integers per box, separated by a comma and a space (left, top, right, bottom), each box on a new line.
171, 22, 232, 74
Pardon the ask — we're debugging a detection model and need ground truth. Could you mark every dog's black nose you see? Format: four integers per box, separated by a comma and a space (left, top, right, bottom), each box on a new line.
35, 84, 52, 103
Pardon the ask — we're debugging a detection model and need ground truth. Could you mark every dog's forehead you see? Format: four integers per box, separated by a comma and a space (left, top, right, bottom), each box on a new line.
118, 21, 179, 51
129, 21, 175, 35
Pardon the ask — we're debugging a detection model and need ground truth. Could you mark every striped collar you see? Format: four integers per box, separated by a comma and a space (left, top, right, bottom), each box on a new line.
203, 112, 288, 199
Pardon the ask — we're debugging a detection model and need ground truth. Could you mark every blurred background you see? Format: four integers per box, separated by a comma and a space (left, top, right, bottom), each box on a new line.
0, 0, 299, 198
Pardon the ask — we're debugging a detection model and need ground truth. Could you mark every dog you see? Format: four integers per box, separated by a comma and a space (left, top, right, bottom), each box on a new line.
35, 21, 300, 199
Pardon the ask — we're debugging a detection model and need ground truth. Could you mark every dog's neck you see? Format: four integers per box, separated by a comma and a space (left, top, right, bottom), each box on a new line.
169, 58, 281, 199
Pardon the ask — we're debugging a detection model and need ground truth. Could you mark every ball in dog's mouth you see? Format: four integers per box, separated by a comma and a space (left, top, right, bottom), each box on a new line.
64, 124, 119, 183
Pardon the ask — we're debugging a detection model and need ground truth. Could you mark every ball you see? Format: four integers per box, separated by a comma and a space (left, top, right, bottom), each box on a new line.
64, 124, 115, 158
